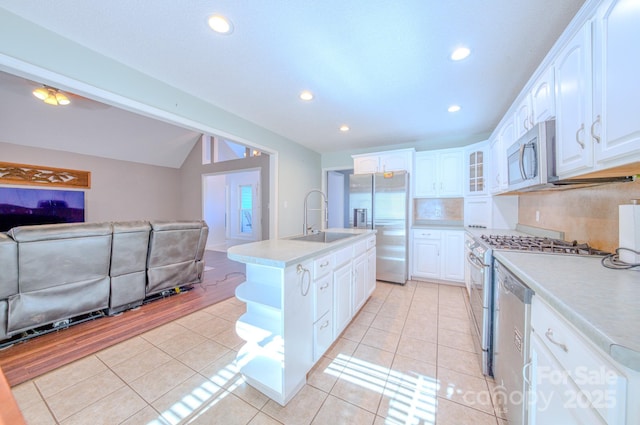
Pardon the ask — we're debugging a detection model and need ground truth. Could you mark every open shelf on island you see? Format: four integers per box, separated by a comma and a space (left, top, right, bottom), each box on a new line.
236, 312, 282, 343
235, 281, 282, 311
237, 344, 283, 394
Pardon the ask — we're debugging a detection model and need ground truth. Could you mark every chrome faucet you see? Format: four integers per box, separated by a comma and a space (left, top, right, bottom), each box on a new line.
303, 189, 328, 235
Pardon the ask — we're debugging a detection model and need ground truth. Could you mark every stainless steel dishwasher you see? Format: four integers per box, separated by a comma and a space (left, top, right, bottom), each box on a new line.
492, 259, 534, 425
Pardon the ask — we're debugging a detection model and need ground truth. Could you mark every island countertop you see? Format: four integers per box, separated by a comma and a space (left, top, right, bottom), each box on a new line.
227, 228, 376, 268
494, 250, 640, 371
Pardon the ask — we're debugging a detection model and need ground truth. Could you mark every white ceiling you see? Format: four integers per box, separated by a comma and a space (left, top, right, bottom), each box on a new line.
0, 0, 586, 166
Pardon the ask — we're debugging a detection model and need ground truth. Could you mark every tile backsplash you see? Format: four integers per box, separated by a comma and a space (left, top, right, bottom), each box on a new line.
518, 179, 640, 253
414, 198, 464, 222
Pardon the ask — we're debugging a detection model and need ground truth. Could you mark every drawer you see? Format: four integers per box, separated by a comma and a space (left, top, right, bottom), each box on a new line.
531, 296, 626, 424
366, 235, 376, 251
333, 245, 353, 267
412, 229, 441, 239
353, 239, 367, 257
313, 311, 333, 361
314, 275, 332, 321
313, 253, 333, 279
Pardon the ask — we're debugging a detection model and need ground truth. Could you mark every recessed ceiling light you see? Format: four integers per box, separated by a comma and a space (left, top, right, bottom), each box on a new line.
299, 90, 314, 101
451, 47, 471, 61
339, 125, 350, 132
448, 105, 461, 113
208, 14, 233, 34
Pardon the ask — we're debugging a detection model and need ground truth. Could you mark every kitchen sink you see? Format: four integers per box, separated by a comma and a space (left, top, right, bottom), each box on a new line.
290, 231, 356, 243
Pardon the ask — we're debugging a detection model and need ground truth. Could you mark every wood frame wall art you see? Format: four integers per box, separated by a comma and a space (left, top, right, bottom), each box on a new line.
0, 161, 91, 189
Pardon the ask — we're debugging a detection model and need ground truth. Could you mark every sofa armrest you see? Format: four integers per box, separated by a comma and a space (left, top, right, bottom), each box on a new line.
0, 234, 18, 300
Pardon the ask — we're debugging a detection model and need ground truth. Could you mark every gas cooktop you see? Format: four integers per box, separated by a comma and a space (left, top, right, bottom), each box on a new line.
480, 234, 610, 256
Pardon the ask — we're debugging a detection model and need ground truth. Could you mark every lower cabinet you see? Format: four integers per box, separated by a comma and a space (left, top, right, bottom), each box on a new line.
528, 296, 627, 424
411, 228, 464, 282
333, 260, 352, 338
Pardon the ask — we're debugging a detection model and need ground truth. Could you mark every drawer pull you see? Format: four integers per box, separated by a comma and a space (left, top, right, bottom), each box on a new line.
545, 328, 568, 352
319, 282, 329, 290
320, 320, 329, 329
319, 261, 330, 268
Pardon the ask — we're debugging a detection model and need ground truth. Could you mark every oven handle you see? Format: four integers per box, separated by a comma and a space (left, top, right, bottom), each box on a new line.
466, 252, 489, 269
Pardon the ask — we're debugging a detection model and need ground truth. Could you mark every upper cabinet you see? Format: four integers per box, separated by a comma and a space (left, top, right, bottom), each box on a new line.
487, 0, 640, 186
489, 120, 513, 194
555, 21, 595, 176
591, 0, 640, 168
531, 66, 556, 125
514, 95, 533, 139
464, 141, 488, 196
515, 65, 555, 140
352, 148, 414, 175
414, 148, 463, 198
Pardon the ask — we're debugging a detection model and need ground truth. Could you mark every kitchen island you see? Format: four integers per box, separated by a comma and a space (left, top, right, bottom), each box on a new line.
227, 229, 376, 405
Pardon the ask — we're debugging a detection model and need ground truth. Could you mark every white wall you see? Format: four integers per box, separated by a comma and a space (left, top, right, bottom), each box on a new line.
0, 141, 181, 221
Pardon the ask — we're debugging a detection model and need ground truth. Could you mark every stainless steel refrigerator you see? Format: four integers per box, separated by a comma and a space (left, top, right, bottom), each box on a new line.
349, 171, 409, 284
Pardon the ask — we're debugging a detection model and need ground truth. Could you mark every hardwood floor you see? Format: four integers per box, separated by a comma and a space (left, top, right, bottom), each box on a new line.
0, 250, 245, 387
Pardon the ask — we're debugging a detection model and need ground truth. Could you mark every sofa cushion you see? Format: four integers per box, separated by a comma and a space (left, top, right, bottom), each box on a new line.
9, 222, 112, 293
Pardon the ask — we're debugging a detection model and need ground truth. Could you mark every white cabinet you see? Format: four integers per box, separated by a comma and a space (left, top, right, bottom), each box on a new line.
515, 95, 533, 139
333, 248, 353, 337
489, 119, 512, 195
464, 141, 488, 196
411, 229, 441, 280
366, 240, 376, 298
514, 65, 556, 140
529, 296, 627, 425
555, 21, 595, 177
233, 233, 376, 405
352, 148, 414, 175
411, 229, 464, 282
414, 149, 464, 198
592, 0, 640, 168
235, 261, 314, 406
529, 332, 608, 425
531, 66, 556, 124
442, 231, 464, 282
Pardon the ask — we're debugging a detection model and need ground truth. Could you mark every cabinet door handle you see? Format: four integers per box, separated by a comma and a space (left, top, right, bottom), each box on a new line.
320, 320, 329, 329
575, 123, 585, 149
591, 115, 601, 144
523, 117, 529, 130
545, 328, 568, 352
320, 282, 329, 290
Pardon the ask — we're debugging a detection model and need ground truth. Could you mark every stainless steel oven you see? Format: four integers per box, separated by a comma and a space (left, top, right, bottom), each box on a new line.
464, 233, 493, 376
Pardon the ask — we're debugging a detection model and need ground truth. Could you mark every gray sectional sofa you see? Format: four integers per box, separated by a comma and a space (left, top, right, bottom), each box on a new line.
0, 219, 208, 345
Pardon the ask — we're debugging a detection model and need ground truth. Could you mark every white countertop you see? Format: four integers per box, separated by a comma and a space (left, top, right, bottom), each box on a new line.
494, 251, 640, 371
227, 229, 376, 268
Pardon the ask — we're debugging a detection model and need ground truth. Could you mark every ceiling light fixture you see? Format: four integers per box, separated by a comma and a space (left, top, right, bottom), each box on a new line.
451, 47, 471, 61
339, 125, 350, 132
32, 86, 71, 106
208, 14, 233, 34
299, 90, 314, 101
448, 105, 461, 113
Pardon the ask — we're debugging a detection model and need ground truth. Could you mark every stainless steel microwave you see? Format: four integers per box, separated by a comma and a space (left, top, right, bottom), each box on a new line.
506, 120, 555, 192
506, 119, 631, 192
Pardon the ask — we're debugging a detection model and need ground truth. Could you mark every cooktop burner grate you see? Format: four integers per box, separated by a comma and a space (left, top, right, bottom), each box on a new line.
480, 235, 609, 256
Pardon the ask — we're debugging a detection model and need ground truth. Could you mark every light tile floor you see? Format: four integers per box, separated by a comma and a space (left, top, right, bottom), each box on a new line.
11, 280, 508, 425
